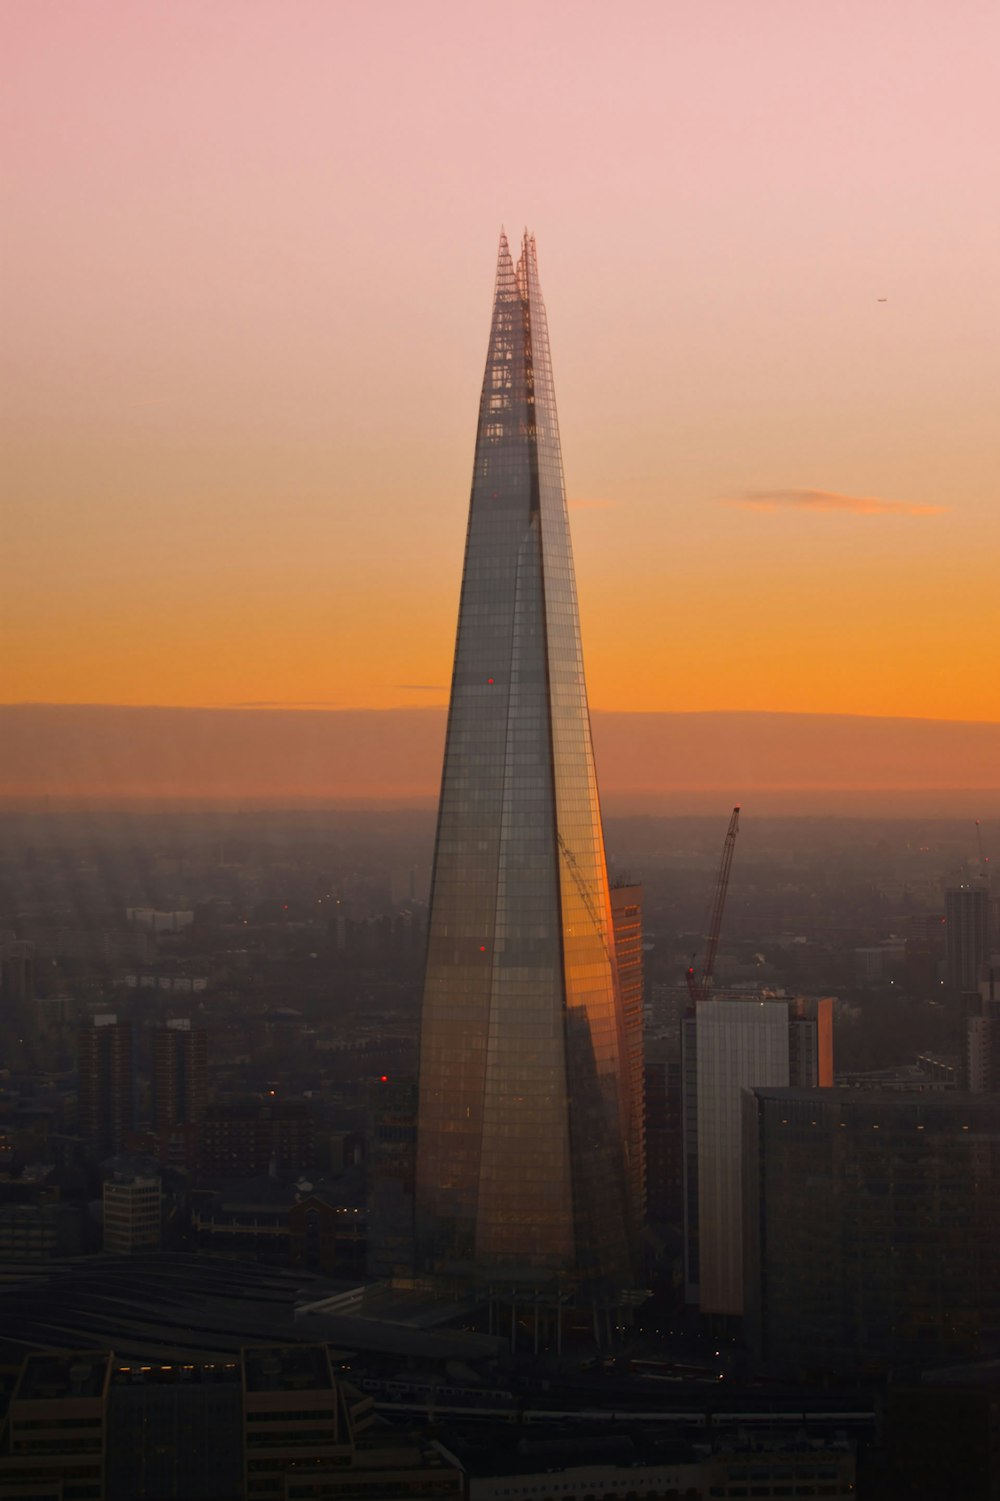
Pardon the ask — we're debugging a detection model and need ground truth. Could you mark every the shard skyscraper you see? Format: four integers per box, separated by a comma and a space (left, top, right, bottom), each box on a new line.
415, 232, 636, 1296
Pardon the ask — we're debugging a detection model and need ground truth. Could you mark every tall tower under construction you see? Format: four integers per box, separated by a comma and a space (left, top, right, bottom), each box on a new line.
415, 232, 638, 1299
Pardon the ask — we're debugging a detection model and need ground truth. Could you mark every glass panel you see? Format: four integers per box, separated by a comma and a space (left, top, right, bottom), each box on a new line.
415, 233, 634, 1289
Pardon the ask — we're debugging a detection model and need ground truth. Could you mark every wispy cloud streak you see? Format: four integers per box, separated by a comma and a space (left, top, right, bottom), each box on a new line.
725, 488, 946, 518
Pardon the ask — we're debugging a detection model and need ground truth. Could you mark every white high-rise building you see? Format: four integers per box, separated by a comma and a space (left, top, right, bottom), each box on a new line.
103, 1168, 161, 1255
683, 996, 832, 1315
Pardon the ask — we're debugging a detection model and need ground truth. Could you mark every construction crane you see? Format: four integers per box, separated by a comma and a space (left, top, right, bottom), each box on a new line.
976, 819, 990, 871
686, 805, 741, 1006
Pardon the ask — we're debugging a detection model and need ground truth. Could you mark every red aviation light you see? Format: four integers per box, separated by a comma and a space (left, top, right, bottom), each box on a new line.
379, 1075, 388, 1083
486, 677, 494, 684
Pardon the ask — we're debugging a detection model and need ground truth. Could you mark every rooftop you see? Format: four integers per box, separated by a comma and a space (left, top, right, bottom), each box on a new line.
16, 1350, 111, 1402
243, 1343, 332, 1394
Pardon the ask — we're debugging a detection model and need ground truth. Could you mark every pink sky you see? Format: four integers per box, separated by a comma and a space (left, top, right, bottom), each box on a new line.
3, 0, 999, 723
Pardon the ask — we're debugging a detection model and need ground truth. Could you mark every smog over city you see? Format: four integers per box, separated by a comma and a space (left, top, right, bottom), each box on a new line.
2, 2, 998, 1497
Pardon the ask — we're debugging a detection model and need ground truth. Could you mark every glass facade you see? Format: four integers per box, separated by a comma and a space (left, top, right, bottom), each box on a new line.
415, 233, 632, 1289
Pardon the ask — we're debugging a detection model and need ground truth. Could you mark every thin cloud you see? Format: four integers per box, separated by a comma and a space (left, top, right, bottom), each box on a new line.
226, 700, 345, 708
726, 488, 946, 517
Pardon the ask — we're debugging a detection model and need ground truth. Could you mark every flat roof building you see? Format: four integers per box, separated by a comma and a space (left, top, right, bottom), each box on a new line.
0, 1350, 112, 1500
684, 996, 832, 1314
744, 1088, 1000, 1376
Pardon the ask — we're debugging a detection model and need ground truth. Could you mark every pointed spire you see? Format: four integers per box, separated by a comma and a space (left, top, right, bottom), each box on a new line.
514, 228, 538, 300
416, 234, 635, 1289
494, 228, 517, 302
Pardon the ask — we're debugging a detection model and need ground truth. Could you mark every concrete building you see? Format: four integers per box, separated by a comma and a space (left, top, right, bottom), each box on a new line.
240, 1344, 461, 1500
152, 1017, 207, 1167
0, 1346, 463, 1500
0, 1199, 85, 1261
192, 1176, 365, 1274
683, 995, 832, 1314
200, 1099, 315, 1178
966, 964, 1000, 1091
77, 1013, 136, 1158
103, 1164, 162, 1254
0, 1350, 112, 1500
744, 1088, 1000, 1376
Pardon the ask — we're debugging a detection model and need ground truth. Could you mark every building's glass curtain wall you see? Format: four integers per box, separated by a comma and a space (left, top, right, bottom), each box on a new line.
415, 233, 632, 1289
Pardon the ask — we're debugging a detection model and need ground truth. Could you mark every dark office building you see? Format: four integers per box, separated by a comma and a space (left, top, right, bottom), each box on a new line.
152, 1018, 207, 1168
946, 882, 991, 996
744, 1088, 1000, 1377
611, 881, 646, 1236
644, 1036, 684, 1229
881, 1367, 1000, 1501
108, 1358, 242, 1499
366, 1075, 417, 1279
1, 939, 34, 1006
77, 1014, 137, 1159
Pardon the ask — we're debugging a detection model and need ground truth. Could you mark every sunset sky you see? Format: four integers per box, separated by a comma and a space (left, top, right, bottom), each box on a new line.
4, 0, 999, 727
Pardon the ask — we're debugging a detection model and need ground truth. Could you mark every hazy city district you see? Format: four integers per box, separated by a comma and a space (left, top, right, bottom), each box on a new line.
0, 802, 996, 1499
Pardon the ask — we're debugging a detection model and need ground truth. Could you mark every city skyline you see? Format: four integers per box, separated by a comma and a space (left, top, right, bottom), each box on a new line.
4, 0, 999, 742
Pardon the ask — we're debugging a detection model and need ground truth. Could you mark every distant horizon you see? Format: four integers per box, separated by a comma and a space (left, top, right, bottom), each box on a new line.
3, 791, 999, 814
3, 704, 1000, 816
5, 701, 1000, 727
6, 3, 998, 727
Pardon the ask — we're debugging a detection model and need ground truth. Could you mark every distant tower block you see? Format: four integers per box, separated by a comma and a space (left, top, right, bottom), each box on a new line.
415, 234, 636, 1295
946, 884, 991, 996
152, 1018, 207, 1168
77, 1015, 136, 1159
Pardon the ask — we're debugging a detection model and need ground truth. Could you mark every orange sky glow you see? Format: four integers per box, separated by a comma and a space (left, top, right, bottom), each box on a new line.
3, 0, 999, 749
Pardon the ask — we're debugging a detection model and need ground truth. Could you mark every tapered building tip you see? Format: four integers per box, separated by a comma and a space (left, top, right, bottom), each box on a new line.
494, 228, 517, 299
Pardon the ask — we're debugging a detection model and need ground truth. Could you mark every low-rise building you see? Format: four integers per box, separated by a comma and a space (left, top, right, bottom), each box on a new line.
103, 1163, 162, 1254
0, 1350, 112, 1500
